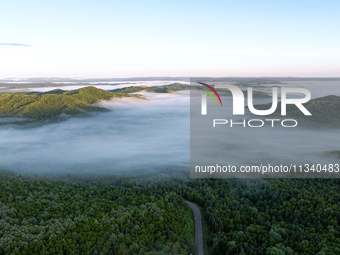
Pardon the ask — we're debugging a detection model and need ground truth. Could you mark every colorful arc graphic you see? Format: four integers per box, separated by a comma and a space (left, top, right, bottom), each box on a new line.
199, 88, 217, 105
198, 82, 222, 106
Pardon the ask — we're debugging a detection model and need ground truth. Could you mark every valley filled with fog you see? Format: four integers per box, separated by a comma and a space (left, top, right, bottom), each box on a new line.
0, 79, 339, 177
0, 82, 190, 176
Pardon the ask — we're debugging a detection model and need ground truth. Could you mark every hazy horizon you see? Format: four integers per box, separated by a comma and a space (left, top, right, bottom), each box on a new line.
2, 76, 340, 82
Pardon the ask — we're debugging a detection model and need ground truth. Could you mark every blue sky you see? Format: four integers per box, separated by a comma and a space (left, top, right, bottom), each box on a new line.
0, 0, 339, 78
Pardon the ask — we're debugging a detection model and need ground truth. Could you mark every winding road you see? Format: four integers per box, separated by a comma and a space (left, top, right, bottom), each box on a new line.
186, 201, 204, 255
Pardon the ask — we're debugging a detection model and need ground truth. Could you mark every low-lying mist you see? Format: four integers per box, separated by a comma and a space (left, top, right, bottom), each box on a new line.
1, 79, 339, 179
190, 80, 340, 178
0, 91, 190, 177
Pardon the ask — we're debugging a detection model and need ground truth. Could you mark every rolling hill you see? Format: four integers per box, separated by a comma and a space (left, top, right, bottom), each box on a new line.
0, 86, 138, 120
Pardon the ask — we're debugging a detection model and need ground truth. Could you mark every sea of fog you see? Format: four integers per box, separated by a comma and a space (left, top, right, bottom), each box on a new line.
0, 91, 190, 176
0, 80, 339, 178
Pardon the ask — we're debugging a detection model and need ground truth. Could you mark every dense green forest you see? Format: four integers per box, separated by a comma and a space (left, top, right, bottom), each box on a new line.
183, 179, 340, 255
0, 172, 195, 255
1, 171, 340, 255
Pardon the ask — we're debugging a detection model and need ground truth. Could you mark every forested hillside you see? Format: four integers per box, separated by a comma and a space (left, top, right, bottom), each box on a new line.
0, 87, 138, 120
251, 95, 340, 125
1, 171, 340, 255
0, 84, 272, 122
